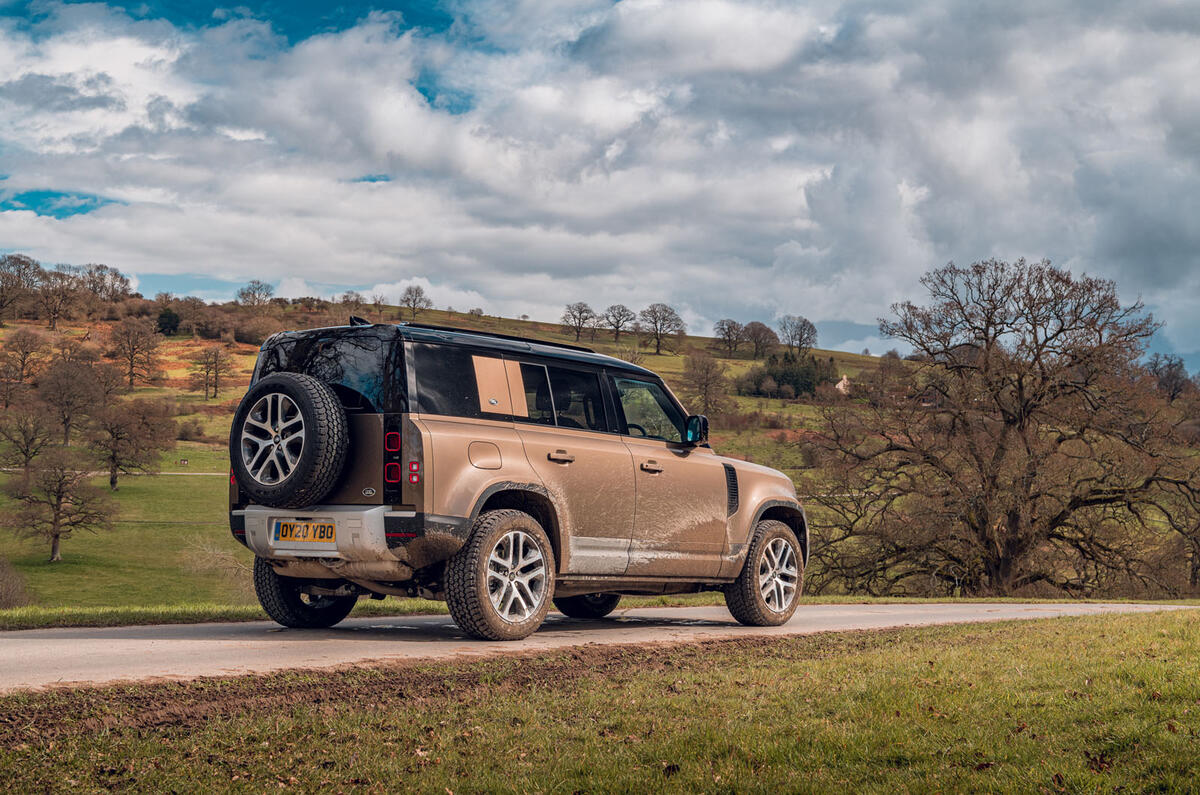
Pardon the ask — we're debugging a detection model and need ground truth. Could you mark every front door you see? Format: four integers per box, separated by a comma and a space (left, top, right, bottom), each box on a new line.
611, 376, 728, 577
509, 361, 635, 575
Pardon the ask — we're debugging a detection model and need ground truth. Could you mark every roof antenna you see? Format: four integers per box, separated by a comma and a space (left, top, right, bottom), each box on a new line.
349, 315, 371, 326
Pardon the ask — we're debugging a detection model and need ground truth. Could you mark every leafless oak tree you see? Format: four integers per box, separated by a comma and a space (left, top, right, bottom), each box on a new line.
713, 319, 746, 355
639, 303, 686, 355
681, 351, 732, 415
0, 401, 56, 484
602, 304, 636, 342
1, 447, 114, 562
561, 302, 596, 342
87, 399, 176, 490
38, 360, 101, 444
400, 285, 433, 319
778, 314, 817, 357
188, 345, 237, 399
807, 259, 1200, 597
106, 317, 161, 387
2, 328, 48, 384
743, 321, 779, 359
236, 279, 274, 307
0, 254, 42, 323
36, 268, 80, 331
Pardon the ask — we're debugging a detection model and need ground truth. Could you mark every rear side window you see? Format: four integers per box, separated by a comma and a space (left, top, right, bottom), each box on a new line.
545, 366, 606, 431
412, 343, 485, 419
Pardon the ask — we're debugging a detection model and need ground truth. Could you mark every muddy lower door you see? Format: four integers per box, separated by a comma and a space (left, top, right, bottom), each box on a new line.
508, 360, 635, 575
610, 375, 728, 577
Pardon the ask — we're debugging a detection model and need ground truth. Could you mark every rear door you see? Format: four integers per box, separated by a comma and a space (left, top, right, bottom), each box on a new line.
610, 375, 728, 577
508, 360, 635, 575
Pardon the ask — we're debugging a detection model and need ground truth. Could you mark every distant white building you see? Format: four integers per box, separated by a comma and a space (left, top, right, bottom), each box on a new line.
835, 374, 851, 395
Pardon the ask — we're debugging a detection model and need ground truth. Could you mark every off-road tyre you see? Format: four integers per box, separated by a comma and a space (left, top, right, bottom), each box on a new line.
553, 593, 621, 619
724, 520, 803, 627
445, 509, 555, 641
230, 372, 348, 509
253, 557, 357, 628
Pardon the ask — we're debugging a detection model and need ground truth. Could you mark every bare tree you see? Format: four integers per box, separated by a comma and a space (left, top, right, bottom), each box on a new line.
681, 351, 732, 415
2, 328, 48, 383
713, 319, 746, 355
1147, 353, 1192, 402
79, 264, 131, 317
0, 253, 42, 324
371, 293, 387, 319
37, 360, 102, 444
743, 321, 779, 359
36, 268, 80, 331
93, 362, 128, 408
0, 401, 56, 484
639, 303, 686, 355
87, 399, 176, 490
175, 297, 208, 339
808, 259, 1199, 597
778, 315, 817, 357
602, 304, 636, 342
188, 345, 237, 399
400, 285, 433, 319
236, 279, 274, 307
340, 290, 365, 314
106, 317, 161, 387
1, 447, 114, 562
561, 302, 596, 342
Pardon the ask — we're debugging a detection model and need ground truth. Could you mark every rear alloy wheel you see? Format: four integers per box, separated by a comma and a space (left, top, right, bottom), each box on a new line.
553, 593, 621, 619
445, 509, 555, 640
724, 520, 803, 626
230, 372, 348, 508
253, 557, 357, 629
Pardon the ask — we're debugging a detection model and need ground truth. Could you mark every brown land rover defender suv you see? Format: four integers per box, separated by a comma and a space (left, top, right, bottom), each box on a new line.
229, 322, 807, 640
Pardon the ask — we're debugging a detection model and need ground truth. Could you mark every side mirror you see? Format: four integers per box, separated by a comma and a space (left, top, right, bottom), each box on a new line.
685, 414, 709, 446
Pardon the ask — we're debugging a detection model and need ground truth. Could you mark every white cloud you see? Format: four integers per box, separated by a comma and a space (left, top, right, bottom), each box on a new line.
0, 0, 1197, 357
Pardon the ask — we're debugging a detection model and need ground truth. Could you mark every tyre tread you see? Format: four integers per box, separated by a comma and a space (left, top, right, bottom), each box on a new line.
724, 520, 802, 626
445, 509, 553, 640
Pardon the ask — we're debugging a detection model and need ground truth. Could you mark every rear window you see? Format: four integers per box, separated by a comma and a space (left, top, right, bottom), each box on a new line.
257, 330, 401, 412
412, 343, 517, 420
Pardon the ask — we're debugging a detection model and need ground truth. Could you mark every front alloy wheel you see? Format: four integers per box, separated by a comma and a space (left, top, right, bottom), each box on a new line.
725, 520, 803, 626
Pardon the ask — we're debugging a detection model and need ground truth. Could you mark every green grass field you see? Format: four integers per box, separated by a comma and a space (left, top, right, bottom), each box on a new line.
2, 610, 1197, 791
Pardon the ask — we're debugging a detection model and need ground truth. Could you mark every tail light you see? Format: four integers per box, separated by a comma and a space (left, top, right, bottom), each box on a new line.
408, 461, 420, 484
385, 463, 402, 483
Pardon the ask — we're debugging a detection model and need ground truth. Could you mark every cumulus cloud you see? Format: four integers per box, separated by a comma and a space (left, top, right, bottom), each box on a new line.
0, 0, 1197, 359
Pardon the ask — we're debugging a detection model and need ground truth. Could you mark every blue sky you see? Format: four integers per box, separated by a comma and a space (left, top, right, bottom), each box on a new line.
1, 1, 1199, 367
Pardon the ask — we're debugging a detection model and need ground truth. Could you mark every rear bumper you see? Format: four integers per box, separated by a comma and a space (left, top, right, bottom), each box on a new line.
230, 505, 472, 576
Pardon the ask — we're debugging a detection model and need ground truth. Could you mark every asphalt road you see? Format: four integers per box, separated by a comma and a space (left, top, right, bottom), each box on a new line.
0, 602, 1188, 692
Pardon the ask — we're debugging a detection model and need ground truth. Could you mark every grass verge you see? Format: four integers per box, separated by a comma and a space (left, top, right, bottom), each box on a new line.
2, 611, 1198, 791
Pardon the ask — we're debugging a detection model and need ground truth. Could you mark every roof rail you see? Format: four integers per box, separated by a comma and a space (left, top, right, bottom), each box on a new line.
397, 322, 596, 353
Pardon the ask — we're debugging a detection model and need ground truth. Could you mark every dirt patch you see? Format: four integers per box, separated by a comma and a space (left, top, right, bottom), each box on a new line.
0, 630, 907, 748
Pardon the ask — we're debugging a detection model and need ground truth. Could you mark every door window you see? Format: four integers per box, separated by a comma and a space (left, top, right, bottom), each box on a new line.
613, 378, 685, 442
513, 363, 555, 426
546, 366, 607, 431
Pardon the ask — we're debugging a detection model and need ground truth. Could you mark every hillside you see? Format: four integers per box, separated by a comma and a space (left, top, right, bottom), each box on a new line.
0, 303, 876, 615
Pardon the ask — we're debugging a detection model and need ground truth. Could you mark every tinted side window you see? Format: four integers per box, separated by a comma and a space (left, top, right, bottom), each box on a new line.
613, 377, 685, 442
513, 363, 555, 426
546, 366, 606, 431
412, 343, 484, 419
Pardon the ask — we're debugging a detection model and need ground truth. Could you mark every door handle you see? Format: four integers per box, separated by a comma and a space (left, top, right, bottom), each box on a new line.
640, 460, 663, 473
548, 449, 575, 463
